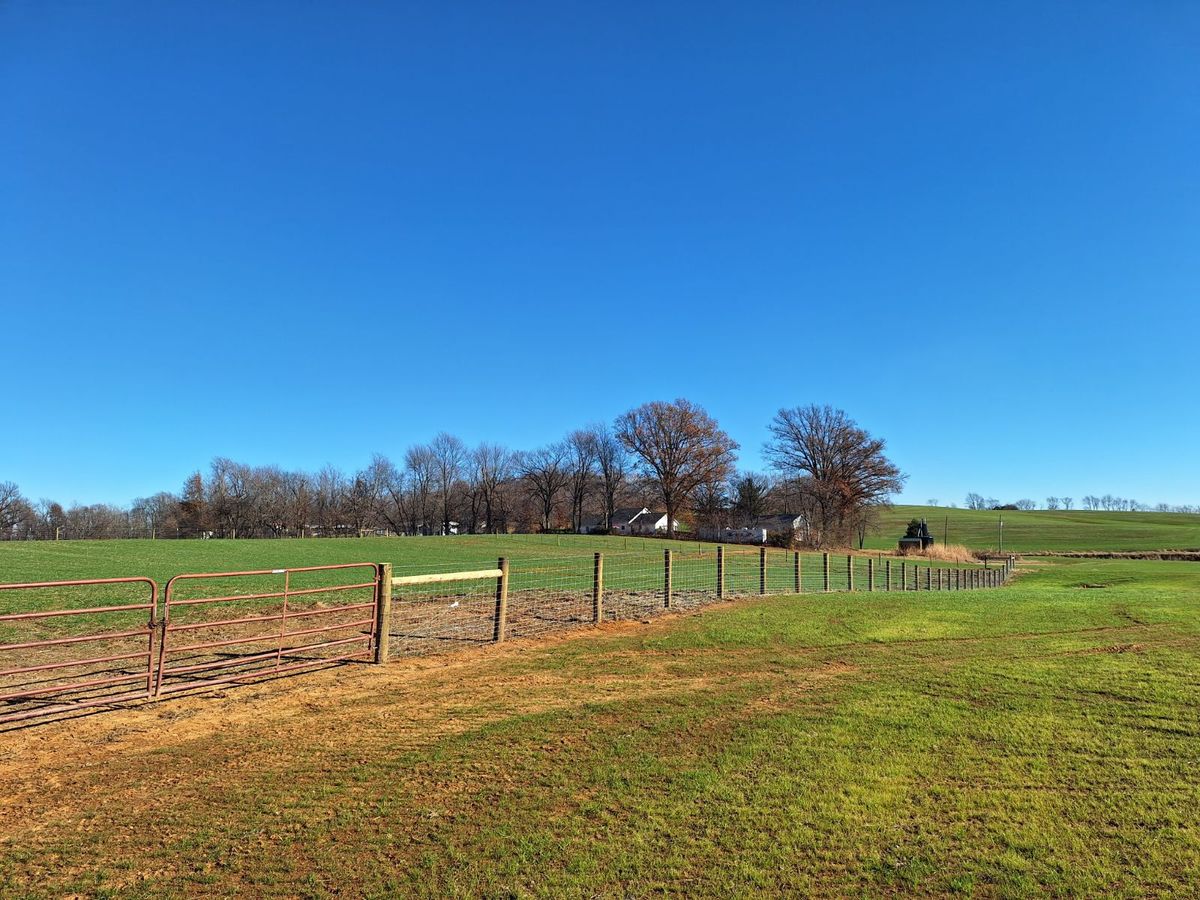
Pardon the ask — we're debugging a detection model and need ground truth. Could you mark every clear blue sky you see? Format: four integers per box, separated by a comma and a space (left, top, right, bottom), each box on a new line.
2, 1, 1198, 508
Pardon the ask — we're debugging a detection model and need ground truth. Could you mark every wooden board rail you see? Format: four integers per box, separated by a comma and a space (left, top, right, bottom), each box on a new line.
391, 568, 504, 587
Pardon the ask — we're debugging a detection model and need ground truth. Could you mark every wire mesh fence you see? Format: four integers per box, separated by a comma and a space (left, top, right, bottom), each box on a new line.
381, 549, 1015, 660
0, 549, 1015, 723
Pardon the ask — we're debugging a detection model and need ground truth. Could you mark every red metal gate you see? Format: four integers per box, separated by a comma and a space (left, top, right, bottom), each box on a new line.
155, 563, 380, 696
0, 578, 158, 725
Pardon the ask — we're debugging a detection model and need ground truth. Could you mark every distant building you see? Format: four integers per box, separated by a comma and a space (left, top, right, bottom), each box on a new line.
699, 513, 808, 545
608, 507, 681, 535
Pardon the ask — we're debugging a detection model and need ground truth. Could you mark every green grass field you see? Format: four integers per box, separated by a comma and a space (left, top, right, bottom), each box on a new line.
871, 505, 1200, 553
0, 556, 1197, 896
0, 533, 710, 586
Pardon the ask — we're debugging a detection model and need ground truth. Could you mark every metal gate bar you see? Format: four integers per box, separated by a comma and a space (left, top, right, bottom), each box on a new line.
0, 578, 158, 725
155, 563, 379, 696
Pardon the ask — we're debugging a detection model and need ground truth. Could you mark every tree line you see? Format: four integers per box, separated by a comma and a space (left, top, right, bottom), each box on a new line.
942, 494, 1200, 514
0, 401, 904, 547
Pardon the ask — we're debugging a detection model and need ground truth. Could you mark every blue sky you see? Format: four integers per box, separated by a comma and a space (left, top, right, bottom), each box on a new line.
2, 1, 1198, 508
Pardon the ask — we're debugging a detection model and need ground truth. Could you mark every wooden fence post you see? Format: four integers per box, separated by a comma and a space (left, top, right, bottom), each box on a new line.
793, 551, 802, 593
900, 562, 906, 591
868, 558, 875, 592
593, 552, 604, 624
664, 549, 673, 608
759, 547, 767, 595
493, 557, 509, 642
925, 567, 932, 591
374, 562, 392, 664
885, 559, 892, 591
716, 545, 725, 599
823, 553, 830, 592
847, 555, 854, 591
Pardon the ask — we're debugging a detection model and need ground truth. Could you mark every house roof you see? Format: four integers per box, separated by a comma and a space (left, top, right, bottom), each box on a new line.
752, 513, 802, 529
611, 507, 649, 524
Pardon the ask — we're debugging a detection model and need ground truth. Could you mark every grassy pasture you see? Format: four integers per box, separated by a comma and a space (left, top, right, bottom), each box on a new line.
0, 557, 1197, 896
0, 533, 973, 616
873, 505, 1200, 552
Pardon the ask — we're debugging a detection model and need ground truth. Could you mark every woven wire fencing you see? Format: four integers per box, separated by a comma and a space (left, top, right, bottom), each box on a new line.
383, 549, 1011, 660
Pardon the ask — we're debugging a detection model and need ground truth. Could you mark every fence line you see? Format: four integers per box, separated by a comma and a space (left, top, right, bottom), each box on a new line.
0, 550, 1016, 726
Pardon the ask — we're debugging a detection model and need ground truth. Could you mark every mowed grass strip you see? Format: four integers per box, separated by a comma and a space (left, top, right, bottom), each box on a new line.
0, 558, 1198, 896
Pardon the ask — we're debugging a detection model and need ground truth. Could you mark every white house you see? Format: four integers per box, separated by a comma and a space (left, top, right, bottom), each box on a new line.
608, 507, 680, 535
699, 514, 807, 545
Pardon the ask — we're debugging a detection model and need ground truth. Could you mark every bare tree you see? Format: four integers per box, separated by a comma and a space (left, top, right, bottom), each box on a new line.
615, 399, 739, 538
470, 443, 514, 534
1062, 496, 1074, 510
691, 478, 730, 536
314, 465, 346, 536
0, 482, 29, 539
591, 424, 628, 531
430, 433, 466, 536
965, 493, 987, 510
565, 429, 597, 533
1045, 496, 1060, 510
404, 444, 437, 535
763, 405, 903, 547
518, 443, 570, 531
365, 454, 406, 535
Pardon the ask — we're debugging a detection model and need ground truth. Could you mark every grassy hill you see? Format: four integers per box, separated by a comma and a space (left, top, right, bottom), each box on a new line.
870, 505, 1200, 553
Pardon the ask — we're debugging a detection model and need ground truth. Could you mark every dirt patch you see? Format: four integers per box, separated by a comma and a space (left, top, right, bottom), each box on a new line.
0, 599, 859, 851
1066, 642, 1145, 655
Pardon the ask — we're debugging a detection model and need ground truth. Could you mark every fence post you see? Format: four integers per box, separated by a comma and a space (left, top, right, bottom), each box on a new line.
925, 567, 932, 591
793, 551, 802, 593
900, 562, 906, 591
823, 553, 830, 591
493, 557, 509, 642
868, 558, 874, 592
717, 545, 725, 599
847, 555, 854, 591
374, 562, 392, 664
593, 552, 604, 624
759, 547, 767, 594
664, 549, 673, 608
885, 559, 892, 591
